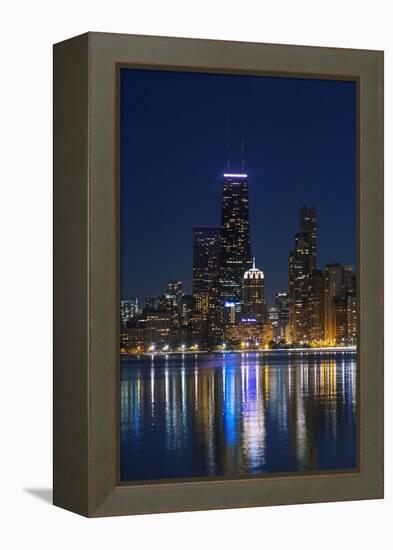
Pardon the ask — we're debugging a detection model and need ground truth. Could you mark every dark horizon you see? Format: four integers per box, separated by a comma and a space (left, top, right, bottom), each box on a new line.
120, 68, 357, 306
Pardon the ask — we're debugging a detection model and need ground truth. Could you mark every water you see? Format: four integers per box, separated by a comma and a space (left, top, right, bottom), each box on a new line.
120, 351, 358, 482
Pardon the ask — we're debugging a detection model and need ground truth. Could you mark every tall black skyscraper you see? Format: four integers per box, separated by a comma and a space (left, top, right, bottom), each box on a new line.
219, 173, 252, 315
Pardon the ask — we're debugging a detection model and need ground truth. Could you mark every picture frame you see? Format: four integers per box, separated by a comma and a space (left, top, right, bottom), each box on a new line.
53, 32, 383, 517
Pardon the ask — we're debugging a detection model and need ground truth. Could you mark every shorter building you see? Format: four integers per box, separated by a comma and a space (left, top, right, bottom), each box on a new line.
267, 306, 279, 342
275, 291, 289, 342
179, 294, 194, 327
334, 271, 357, 346
224, 321, 263, 347
262, 321, 275, 346
121, 310, 172, 351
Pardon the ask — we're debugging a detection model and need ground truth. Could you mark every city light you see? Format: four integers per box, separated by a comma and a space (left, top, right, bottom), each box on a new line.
223, 173, 248, 178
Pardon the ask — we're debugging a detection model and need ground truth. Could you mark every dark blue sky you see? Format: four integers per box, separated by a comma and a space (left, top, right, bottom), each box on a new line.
121, 68, 356, 305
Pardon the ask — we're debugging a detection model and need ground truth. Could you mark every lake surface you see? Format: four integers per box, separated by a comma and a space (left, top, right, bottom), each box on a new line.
120, 351, 358, 482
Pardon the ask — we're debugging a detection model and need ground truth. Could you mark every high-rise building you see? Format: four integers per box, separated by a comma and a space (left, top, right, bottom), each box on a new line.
179, 294, 194, 327
192, 227, 221, 300
334, 294, 348, 345
242, 258, 265, 324
275, 291, 290, 341
308, 270, 324, 343
120, 298, 139, 328
346, 273, 357, 345
219, 173, 252, 319
289, 206, 317, 343
192, 226, 221, 344
166, 280, 184, 305
323, 263, 346, 343
331, 268, 357, 346
299, 206, 317, 273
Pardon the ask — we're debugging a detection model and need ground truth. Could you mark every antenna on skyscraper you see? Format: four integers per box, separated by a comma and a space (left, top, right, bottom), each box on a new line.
226, 119, 231, 170
241, 137, 245, 172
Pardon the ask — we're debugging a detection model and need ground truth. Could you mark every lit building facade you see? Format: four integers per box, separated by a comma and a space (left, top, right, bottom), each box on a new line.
166, 280, 184, 306
289, 206, 317, 343
224, 323, 263, 347
219, 173, 252, 322
323, 263, 346, 343
308, 270, 324, 343
242, 258, 265, 324
346, 273, 357, 345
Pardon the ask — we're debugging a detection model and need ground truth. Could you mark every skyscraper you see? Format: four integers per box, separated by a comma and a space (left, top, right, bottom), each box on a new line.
323, 263, 345, 343
242, 258, 265, 324
219, 173, 252, 320
289, 206, 317, 343
192, 227, 221, 300
192, 226, 221, 344
308, 270, 324, 342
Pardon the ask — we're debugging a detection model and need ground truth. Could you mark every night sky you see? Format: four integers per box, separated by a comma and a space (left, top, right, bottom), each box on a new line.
120, 68, 357, 306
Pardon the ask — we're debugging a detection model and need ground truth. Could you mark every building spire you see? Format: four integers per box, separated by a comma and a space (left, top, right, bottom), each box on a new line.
241, 137, 245, 172
252, 257, 255, 269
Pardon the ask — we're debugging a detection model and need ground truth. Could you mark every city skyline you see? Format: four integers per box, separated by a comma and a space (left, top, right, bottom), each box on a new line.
121, 68, 356, 305
121, 169, 356, 350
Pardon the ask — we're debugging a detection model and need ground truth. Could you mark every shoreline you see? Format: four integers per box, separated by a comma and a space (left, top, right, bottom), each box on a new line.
121, 346, 357, 358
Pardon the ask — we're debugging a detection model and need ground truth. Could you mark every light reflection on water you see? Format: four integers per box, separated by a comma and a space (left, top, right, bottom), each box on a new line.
120, 351, 357, 482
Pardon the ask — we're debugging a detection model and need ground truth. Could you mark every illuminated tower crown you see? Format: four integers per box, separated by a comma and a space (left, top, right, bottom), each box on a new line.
244, 258, 264, 280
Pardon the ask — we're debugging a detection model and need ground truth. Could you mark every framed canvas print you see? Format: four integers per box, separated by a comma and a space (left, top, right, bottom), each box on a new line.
53, 32, 383, 517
